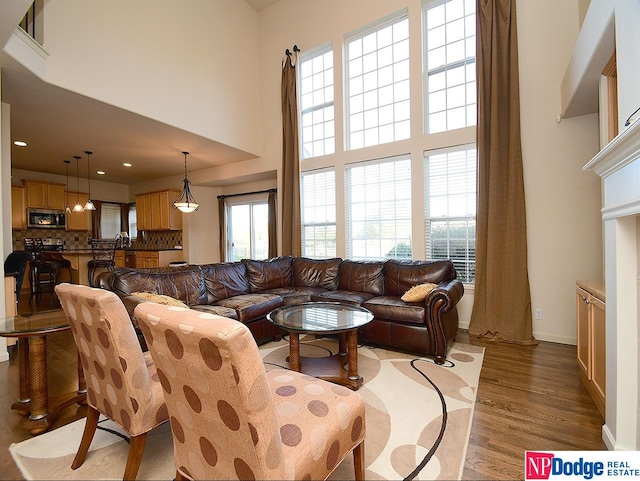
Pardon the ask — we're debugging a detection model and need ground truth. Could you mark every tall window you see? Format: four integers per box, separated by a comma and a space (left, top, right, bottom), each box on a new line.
345, 13, 410, 150
301, 169, 336, 258
424, 145, 476, 282
226, 201, 269, 261
300, 46, 335, 159
423, 0, 476, 133
100, 203, 121, 239
346, 157, 412, 260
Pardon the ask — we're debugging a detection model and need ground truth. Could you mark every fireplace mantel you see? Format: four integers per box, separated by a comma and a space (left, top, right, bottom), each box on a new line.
583, 116, 640, 451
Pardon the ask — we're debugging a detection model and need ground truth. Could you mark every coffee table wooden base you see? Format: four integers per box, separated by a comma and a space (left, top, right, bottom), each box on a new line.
288, 331, 363, 390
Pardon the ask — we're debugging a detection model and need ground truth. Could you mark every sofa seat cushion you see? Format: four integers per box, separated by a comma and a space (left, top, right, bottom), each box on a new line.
263, 286, 328, 305
216, 293, 284, 323
190, 304, 239, 320
364, 296, 425, 325
310, 290, 375, 306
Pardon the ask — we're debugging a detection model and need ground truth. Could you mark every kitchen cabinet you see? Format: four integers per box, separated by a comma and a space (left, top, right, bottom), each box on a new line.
11, 186, 26, 230
66, 192, 92, 231
576, 281, 606, 418
135, 251, 159, 268
114, 250, 125, 268
25, 180, 66, 210
135, 190, 182, 231
133, 250, 184, 268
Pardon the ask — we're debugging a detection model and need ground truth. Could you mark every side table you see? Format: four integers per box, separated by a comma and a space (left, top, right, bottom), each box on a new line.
0, 310, 86, 435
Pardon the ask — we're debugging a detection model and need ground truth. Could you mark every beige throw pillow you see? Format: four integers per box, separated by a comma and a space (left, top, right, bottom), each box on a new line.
401, 283, 438, 302
131, 292, 188, 308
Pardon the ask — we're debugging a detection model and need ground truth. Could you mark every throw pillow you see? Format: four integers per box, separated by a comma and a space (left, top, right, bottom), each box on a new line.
401, 283, 438, 302
131, 292, 188, 308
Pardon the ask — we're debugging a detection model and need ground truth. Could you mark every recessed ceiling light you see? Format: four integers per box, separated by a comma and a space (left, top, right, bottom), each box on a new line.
123, 162, 132, 167
13, 140, 27, 147
97, 170, 106, 175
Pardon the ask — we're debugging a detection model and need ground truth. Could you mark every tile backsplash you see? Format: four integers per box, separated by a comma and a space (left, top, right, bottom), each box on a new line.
12, 229, 182, 251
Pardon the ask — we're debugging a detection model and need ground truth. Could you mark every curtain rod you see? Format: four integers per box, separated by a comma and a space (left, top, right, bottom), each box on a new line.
285, 45, 300, 56
217, 188, 276, 200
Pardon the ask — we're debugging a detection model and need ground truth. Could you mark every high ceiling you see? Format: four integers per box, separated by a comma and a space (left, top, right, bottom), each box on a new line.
2, 0, 282, 187
2, 64, 256, 186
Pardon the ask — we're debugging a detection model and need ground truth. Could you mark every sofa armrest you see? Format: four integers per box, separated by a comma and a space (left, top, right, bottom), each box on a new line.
425, 278, 464, 311
121, 294, 149, 329
425, 278, 464, 364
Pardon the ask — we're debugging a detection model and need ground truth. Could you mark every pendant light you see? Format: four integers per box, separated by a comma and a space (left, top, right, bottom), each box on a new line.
64, 160, 72, 214
173, 151, 199, 213
73, 156, 84, 212
84, 150, 96, 211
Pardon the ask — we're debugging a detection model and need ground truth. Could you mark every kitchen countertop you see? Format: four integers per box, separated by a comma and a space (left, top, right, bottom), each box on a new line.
62, 248, 183, 253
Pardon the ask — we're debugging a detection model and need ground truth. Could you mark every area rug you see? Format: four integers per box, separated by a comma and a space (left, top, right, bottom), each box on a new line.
10, 338, 484, 481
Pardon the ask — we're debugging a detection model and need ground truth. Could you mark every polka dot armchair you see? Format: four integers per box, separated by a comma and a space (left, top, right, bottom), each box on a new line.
55, 283, 169, 480
135, 302, 366, 480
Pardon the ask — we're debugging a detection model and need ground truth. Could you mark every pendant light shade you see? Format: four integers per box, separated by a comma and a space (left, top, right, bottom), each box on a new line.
73, 156, 84, 212
83, 150, 96, 211
64, 160, 72, 214
173, 151, 199, 213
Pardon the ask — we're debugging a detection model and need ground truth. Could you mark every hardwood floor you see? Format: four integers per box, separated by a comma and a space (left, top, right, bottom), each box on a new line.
0, 294, 606, 480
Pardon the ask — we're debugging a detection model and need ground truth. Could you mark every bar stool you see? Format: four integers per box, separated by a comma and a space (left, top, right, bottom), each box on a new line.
87, 239, 117, 287
25, 240, 72, 307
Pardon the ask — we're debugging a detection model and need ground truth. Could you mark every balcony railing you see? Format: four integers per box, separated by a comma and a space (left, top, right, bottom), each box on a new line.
18, 1, 42, 45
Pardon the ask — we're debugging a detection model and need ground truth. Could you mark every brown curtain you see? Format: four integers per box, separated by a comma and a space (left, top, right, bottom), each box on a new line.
281, 48, 302, 256
90, 200, 102, 239
119, 203, 130, 235
470, 0, 536, 345
217, 196, 226, 261
268, 190, 277, 258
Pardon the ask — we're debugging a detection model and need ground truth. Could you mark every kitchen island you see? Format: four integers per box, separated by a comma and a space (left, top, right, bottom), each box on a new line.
61, 249, 185, 286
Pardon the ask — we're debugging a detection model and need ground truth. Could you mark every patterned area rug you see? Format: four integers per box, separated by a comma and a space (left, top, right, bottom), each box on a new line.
10, 338, 484, 481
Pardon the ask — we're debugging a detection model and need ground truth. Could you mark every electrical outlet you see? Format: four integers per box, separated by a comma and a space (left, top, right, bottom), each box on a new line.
535, 308, 543, 320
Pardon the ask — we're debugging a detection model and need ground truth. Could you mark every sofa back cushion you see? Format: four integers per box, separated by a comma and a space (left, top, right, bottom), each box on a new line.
201, 262, 251, 303
337, 260, 385, 296
109, 266, 207, 306
384, 259, 457, 297
293, 257, 341, 290
242, 256, 294, 292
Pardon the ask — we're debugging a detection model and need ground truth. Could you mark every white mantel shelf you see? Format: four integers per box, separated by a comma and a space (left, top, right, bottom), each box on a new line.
584, 119, 640, 221
584, 118, 640, 178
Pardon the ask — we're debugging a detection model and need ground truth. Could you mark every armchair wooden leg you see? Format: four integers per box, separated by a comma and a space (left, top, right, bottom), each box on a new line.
71, 406, 100, 469
123, 432, 147, 480
353, 440, 365, 480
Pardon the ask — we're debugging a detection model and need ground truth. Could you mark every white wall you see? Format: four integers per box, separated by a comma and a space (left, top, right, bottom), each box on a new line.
255, 0, 603, 343
517, 0, 602, 343
40, 0, 262, 157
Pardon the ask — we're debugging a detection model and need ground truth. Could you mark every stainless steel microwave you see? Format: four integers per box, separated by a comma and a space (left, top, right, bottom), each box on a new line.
27, 209, 66, 229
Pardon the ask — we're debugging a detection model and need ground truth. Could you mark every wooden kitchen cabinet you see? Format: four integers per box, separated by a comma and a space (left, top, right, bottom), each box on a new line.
135, 190, 182, 231
25, 180, 66, 210
576, 281, 606, 418
66, 191, 92, 231
134, 250, 184, 268
11, 186, 26, 230
114, 250, 125, 268
135, 251, 159, 268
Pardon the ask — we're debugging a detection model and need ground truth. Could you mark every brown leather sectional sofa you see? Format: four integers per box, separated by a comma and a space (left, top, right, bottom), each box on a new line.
98, 256, 464, 364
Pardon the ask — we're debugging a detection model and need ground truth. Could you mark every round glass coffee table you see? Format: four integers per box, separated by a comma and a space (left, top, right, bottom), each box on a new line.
267, 302, 373, 390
